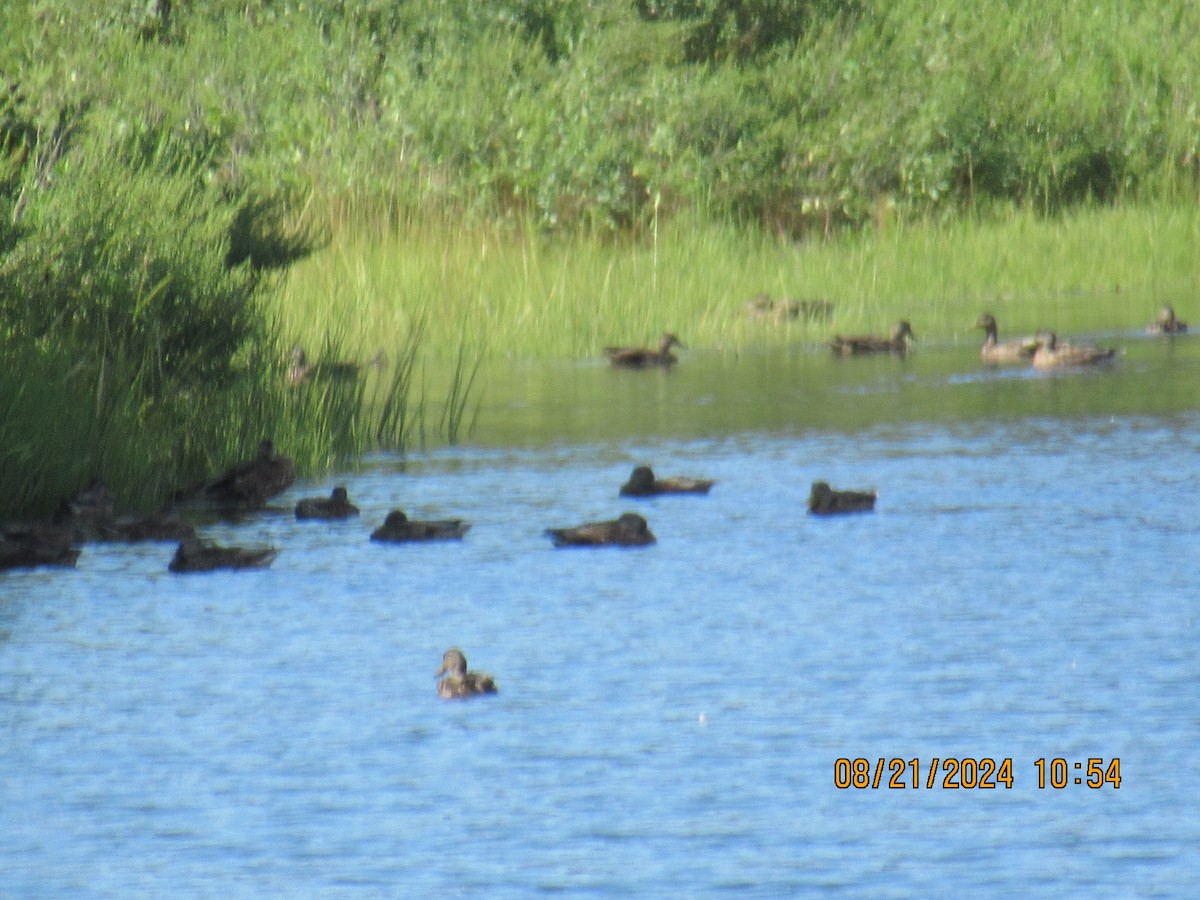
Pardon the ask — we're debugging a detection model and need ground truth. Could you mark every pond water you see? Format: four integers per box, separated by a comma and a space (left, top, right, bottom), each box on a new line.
3, 329, 1199, 896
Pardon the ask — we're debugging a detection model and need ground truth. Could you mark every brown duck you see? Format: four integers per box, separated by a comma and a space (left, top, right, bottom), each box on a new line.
975, 313, 1038, 364
370, 510, 470, 542
175, 439, 296, 510
55, 479, 195, 541
829, 321, 916, 356
1147, 305, 1187, 335
436, 648, 499, 700
604, 333, 684, 368
619, 465, 715, 497
0, 524, 81, 570
545, 512, 656, 547
168, 538, 278, 573
807, 481, 878, 515
295, 486, 360, 520
1031, 331, 1118, 369
288, 345, 385, 386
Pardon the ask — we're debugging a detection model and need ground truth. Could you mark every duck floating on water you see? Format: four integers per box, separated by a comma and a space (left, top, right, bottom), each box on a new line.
55, 479, 195, 541
1031, 330, 1118, 369
174, 439, 296, 511
436, 648, 499, 700
975, 313, 1038, 364
807, 481, 878, 515
604, 333, 684, 368
0, 524, 81, 570
168, 538, 278, 573
829, 321, 916, 356
370, 510, 470, 542
619, 465, 715, 497
1147, 305, 1187, 335
295, 486, 360, 521
287, 345, 386, 386
545, 512, 656, 547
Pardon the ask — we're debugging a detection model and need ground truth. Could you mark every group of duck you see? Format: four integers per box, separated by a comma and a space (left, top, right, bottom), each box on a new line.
604, 304, 1187, 370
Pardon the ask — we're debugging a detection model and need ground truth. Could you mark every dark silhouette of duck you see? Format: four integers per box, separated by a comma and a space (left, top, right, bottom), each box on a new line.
54, 478, 195, 541
1032, 330, 1118, 369
829, 320, 916, 356
743, 293, 834, 322
436, 648, 498, 700
370, 510, 469, 542
619, 465, 715, 497
1, 524, 81, 570
295, 486, 360, 520
604, 333, 684, 368
1147, 305, 1187, 335
174, 439, 296, 510
545, 512, 656, 547
807, 481, 877, 515
975, 313, 1038, 364
168, 538, 279, 573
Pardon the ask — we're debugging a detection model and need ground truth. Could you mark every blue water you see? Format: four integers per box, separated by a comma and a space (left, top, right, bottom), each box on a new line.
3, 372, 1199, 895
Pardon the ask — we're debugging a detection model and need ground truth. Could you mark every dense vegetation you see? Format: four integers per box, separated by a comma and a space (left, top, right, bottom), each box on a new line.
3, 0, 1199, 516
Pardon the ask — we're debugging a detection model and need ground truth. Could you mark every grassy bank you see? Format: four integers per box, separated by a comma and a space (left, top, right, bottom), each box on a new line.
277, 201, 1200, 361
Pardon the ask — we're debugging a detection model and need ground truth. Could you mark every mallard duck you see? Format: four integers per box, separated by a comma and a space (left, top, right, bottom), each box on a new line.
975, 313, 1038, 364
829, 320, 916, 356
295, 486, 360, 520
0, 524, 81, 570
619, 465, 715, 497
287, 345, 385, 386
168, 538, 278, 573
1147, 305, 1187, 335
370, 510, 469, 542
54, 478, 114, 534
174, 439, 296, 510
54, 478, 195, 542
436, 648, 498, 699
545, 512, 656, 547
807, 481, 877, 515
99, 513, 196, 542
604, 333, 684, 368
1031, 330, 1118, 369
744, 294, 834, 322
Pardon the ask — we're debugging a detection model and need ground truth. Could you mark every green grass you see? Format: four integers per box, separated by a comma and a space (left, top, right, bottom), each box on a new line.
275, 201, 1200, 362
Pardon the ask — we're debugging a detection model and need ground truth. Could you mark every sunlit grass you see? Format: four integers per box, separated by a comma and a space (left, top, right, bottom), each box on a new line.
276, 201, 1200, 361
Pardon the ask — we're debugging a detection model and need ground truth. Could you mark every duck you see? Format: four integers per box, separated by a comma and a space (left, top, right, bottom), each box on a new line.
54, 478, 114, 535
743, 294, 834, 322
1031, 330, 1118, 369
807, 481, 877, 515
545, 512, 656, 547
619, 465, 715, 497
174, 439, 296, 510
1147, 305, 1187, 335
287, 345, 386, 385
975, 313, 1038, 364
829, 320, 916, 356
435, 648, 499, 699
370, 510, 470, 542
604, 333, 684, 368
295, 486, 360, 520
0, 524, 81, 570
54, 479, 196, 541
168, 538, 279, 573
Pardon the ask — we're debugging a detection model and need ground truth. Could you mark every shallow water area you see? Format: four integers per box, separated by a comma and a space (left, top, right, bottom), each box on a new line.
3, 333, 1199, 896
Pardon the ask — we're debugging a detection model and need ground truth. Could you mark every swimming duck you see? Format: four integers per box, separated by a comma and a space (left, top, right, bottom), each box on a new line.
54, 478, 114, 535
54, 479, 196, 541
829, 320, 916, 356
288, 345, 385, 386
436, 648, 498, 700
370, 510, 470, 542
0, 524, 81, 570
545, 512, 656, 547
975, 313, 1038, 364
743, 294, 834, 322
807, 481, 877, 515
175, 439, 296, 510
604, 333, 684, 368
619, 465, 715, 497
168, 538, 279, 573
295, 486, 360, 520
1147, 305, 1187, 335
1031, 330, 1118, 369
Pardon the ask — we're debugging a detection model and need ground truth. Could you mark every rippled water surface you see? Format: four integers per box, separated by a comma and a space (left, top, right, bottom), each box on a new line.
3, 337, 1199, 896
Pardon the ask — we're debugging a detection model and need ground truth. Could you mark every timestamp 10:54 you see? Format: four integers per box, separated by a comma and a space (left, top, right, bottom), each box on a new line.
1035, 757, 1122, 789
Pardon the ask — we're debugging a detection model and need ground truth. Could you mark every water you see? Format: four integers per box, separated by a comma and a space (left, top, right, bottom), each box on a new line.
3, 334, 1199, 897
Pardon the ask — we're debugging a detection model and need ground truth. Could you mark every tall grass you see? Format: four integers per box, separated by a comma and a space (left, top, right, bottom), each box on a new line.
276, 201, 1200, 361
